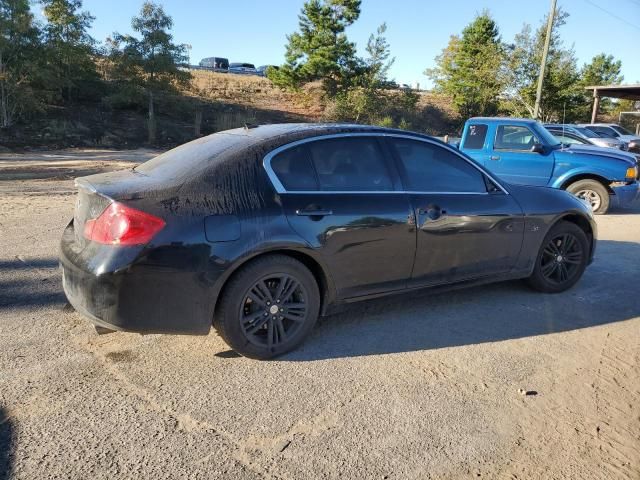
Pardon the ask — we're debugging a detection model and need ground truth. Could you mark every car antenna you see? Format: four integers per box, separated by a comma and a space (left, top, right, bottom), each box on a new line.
244, 122, 259, 130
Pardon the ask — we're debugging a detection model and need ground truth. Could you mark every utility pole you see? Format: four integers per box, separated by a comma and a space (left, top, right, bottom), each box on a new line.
533, 0, 557, 120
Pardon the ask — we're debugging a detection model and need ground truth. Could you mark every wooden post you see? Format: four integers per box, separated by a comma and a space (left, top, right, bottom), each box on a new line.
194, 106, 203, 137
590, 89, 600, 123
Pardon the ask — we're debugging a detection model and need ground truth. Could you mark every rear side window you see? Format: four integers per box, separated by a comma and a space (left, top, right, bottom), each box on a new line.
271, 145, 318, 191
307, 137, 393, 191
553, 134, 585, 145
462, 124, 488, 149
390, 139, 486, 193
494, 125, 539, 150
589, 126, 618, 138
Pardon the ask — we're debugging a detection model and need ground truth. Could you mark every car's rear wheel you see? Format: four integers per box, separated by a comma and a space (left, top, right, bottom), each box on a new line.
214, 255, 320, 359
527, 221, 589, 293
566, 179, 609, 214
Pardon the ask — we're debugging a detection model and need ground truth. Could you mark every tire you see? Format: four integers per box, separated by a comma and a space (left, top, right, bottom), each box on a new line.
527, 221, 590, 293
566, 179, 610, 214
214, 254, 320, 359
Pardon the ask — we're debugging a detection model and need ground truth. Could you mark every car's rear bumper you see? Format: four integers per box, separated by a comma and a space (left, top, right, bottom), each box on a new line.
59, 222, 213, 335
611, 182, 640, 207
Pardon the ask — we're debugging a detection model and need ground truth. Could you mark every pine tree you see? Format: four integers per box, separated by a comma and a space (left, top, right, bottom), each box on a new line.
577, 53, 623, 118
426, 12, 505, 118
42, 0, 98, 103
0, 0, 41, 127
108, 1, 190, 143
269, 0, 361, 97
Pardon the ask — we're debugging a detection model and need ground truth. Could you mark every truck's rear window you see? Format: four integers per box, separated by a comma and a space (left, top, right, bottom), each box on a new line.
463, 124, 487, 149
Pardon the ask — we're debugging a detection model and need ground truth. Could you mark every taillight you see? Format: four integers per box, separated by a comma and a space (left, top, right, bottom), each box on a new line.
83, 202, 165, 246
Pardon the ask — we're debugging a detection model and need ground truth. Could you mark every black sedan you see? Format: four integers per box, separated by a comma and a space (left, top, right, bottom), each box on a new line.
60, 124, 597, 359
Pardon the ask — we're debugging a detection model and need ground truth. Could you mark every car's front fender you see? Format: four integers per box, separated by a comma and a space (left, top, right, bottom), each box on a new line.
550, 166, 620, 190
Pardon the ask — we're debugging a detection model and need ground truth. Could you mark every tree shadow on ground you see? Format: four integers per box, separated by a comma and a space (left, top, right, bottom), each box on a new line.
0, 257, 65, 311
284, 239, 640, 361
0, 407, 13, 480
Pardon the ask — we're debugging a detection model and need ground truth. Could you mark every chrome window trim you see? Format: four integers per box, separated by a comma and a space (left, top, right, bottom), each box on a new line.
262, 132, 509, 195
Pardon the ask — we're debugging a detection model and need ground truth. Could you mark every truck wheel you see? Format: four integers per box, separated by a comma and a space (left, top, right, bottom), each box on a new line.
566, 179, 609, 214
214, 254, 320, 360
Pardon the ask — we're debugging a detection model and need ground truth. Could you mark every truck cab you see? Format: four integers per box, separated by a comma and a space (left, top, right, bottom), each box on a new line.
459, 117, 639, 214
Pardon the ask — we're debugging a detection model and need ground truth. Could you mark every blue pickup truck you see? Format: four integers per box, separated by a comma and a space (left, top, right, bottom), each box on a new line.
459, 117, 640, 214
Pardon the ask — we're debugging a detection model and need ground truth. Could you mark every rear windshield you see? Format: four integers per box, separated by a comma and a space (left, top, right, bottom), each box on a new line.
611, 125, 633, 135
134, 132, 254, 177
574, 127, 599, 138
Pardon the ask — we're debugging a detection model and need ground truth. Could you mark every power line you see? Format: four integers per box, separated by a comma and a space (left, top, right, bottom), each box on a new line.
583, 0, 640, 31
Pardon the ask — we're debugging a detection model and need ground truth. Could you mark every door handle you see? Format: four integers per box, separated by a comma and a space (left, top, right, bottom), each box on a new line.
490, 155, 500, 161
295, 208, 333, 217
418, 206, 446, 220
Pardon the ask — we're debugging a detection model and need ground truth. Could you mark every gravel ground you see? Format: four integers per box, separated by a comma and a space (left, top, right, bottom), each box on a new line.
1, 150, 639, 479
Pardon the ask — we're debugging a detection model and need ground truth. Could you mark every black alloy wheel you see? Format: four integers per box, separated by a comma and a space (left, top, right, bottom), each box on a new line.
214, 254, 320, 359
539, 233, 584, 285
527, 221, 590, 293
240, 274, 309, 349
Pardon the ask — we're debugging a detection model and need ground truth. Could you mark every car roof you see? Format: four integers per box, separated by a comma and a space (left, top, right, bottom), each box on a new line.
468, 117, 538, 124
210, 123, 432, 141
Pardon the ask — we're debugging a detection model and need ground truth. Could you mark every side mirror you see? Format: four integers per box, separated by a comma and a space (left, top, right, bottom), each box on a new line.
531, 143, 545, 154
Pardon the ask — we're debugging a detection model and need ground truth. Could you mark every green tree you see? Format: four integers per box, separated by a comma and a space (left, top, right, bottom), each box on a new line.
41, 0, 98, 103
333, 23, 394, 123
269, 0, 361, 97
504, 8, 580, 121
426, 12, 505, 118
360, 23, 394, 90
107, 1, 190, 143
577, 53, 623, 119
0, 0, 42, 127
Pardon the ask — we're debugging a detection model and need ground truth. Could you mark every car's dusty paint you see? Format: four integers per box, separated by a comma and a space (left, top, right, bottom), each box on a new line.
60, 123, 597, 336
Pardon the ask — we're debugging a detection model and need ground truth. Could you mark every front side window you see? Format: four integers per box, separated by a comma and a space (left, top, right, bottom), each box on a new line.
494, 125, 539, 151
271, 145, 318, 191
390, 139, 487, 193
462, 124, 488, 149
307, 137, 393, 191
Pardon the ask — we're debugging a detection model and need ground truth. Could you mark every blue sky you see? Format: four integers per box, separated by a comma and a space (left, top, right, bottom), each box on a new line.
55, 0, 640, 87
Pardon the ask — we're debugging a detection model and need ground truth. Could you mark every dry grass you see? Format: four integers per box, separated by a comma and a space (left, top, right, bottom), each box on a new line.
186, 69, 459, 134
188, 70, 325, 119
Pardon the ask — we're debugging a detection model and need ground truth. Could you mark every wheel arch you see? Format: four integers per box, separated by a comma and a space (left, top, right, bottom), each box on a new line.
559, 173, 613, 194
553, 213, 595, 257
212, 248, 336, 324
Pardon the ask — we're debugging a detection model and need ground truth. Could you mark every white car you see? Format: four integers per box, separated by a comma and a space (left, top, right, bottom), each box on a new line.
581, 123, 640, 153
228, 62, 259, 76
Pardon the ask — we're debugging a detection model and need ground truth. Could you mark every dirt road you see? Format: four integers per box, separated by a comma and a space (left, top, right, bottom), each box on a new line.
1, 150, 638, 479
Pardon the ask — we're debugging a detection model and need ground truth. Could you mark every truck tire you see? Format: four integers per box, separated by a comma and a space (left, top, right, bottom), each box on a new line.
566, 179, 610, 214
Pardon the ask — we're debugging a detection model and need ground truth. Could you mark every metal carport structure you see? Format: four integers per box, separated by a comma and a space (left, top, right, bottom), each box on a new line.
586, 84, 640, 123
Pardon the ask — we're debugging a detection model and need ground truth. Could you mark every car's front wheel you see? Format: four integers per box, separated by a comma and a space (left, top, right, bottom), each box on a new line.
566, 179, 609, 214
214, 254, 320, 359
527, 221, 590, 293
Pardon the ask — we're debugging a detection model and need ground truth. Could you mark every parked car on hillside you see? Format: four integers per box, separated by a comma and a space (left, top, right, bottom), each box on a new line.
544, 124, 627, 150
199, 57, 229, 72
459, 117, 639, 214
257, 65, 278, 77
580, 123, 640, 153
60, 123, 597, 359
229, 62, 258, 75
